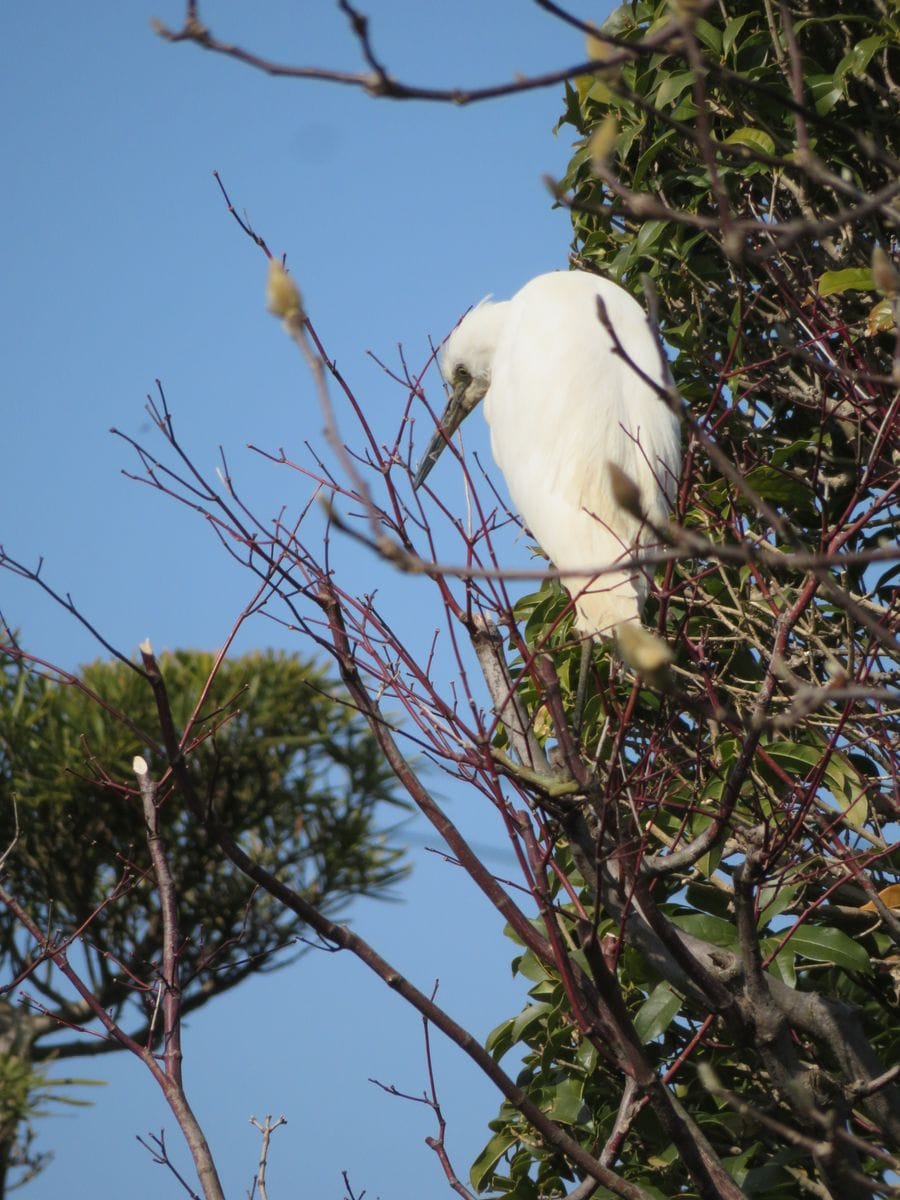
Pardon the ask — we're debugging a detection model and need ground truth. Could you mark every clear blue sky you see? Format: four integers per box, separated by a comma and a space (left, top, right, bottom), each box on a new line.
1, 4, 600, 1197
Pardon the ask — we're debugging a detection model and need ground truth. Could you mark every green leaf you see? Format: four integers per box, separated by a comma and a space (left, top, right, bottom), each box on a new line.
670, 912, 737, 947
634, 218, 669, 257
807, 73, 844, 116
633, 130, 676, 188
615, 118, 644, 164
671, 95, 698, 122
757, 882, 798, 928
782, 925, 873, 973
547, 1076, 585, 1124
763, 937, 797, 988
485, 1015, 516, 1060
512, 948, 553, 983
722, 13, 753, 57
724, 127, 775, 157
469, 1128, 518, 1192
722, 1142, 760, 1184
764, 740, 867, 826
586, 78, 615, 106
836, 36, 886, 80
693, 18, 723, 55
769, 440, 812, 468
693, 837, 724, 881
634, 981, 682, 1043
742, 465, 813, 507
654, 72, 695, 109
508, 1003, 551, 1047
818, 267, 876, 296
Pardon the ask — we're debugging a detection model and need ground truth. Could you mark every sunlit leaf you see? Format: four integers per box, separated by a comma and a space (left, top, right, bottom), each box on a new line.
818, 267, 876, 296
861, 884, 900, 912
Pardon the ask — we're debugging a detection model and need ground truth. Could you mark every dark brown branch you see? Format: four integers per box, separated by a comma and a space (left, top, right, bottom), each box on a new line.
152, 2, 687, 106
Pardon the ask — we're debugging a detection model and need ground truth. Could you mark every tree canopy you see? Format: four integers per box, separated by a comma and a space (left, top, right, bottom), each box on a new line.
0, 648, 406, 1188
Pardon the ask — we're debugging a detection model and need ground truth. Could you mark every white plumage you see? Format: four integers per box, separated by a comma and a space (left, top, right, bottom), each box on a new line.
416, 270, 681, 637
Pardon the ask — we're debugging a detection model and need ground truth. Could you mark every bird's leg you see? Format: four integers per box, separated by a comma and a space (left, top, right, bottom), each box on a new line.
572, 637, 594, 739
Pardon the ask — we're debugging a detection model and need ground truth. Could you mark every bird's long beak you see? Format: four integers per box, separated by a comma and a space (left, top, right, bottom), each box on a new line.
413, 382, 469, 488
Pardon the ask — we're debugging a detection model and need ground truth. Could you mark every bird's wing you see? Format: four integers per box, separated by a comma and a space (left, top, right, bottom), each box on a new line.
485, 272, 679, 565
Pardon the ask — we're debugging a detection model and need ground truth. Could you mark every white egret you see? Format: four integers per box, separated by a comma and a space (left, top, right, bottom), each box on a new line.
415, 270, 681, 638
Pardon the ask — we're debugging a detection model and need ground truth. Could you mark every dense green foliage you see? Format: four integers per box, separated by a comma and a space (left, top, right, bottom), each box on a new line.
469, 3, 900, 1197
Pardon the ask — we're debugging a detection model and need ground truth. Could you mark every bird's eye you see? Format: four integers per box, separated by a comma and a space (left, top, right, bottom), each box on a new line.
455, 365, 471, 385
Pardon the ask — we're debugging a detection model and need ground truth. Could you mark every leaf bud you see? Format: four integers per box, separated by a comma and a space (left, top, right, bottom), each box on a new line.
607, 462, 644, 521
616, 622, 674, 689
872, 247, 899, 298
588, 116, 618, 172
267, 259, 304, 322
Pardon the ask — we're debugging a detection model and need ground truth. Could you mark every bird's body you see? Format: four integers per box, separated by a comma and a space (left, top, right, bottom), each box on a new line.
417, 270, 681, 637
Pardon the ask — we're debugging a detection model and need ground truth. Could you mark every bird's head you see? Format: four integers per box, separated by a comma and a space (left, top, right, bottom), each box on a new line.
414, 298, 507, 488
